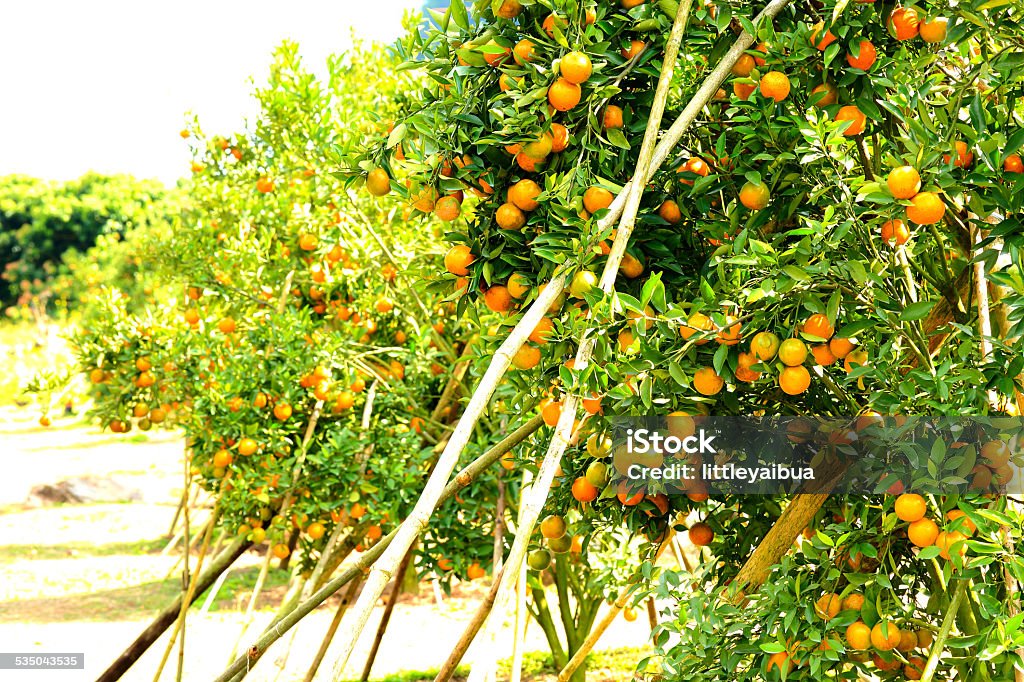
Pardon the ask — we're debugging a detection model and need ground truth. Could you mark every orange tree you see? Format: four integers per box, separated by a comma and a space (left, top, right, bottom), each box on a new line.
346, 0, 1024, 678
42, 37, 564, 681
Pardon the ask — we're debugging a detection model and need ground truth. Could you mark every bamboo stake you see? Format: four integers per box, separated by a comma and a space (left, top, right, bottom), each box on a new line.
510, 466, 534, 682
226, 542, 276, 664
97, 536, 250, 682
556, 535, 676, 682
323, 279, 567, 677
212, 416, 544, 682
467, 1, 704, 675
303, 578, 363, 682
434, 565, 508, 682
359, 545, 416, 681
176, 452, 191, 682
920, 580, 966, 682
645, 597, 658, 630
152, 494, 219, 682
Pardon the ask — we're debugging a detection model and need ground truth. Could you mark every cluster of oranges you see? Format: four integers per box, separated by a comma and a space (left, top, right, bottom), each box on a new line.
677, 312, 863, 398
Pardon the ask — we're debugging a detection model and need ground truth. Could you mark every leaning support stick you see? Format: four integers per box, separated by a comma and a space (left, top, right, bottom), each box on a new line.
211, 415, 545, 682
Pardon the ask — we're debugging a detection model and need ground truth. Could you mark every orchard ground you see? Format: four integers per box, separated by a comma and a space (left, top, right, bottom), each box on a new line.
0, 394, 656, 681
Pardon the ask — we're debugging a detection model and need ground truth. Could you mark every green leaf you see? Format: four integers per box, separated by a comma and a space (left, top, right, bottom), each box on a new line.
900, 300, 935, 321
760, 642, 786, 654
386, 123, 407, 149
782, 265, 809, 281
606, 128, 631, 149
450, 1, 469, 30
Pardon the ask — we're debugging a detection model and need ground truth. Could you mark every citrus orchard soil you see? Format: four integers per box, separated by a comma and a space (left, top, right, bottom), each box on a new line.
0, 409, 652, 680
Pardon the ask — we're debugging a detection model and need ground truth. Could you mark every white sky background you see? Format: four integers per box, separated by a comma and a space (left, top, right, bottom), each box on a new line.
0, 1, 421, 186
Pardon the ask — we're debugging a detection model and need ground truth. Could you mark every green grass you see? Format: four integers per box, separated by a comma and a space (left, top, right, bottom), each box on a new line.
0, 538, 167, 563
341, 647, 649, 682
192, 566, 294, 611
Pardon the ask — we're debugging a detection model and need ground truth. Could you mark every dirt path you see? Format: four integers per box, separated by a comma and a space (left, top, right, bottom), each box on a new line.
0, 410, 653, 681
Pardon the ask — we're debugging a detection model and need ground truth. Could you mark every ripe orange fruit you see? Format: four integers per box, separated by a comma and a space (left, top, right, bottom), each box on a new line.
815, 593, 842, 620
184, 308, 200, 326
943, 140, 973, 168
437, 557, 453, 572
835, 105, 866, 136
919, 17, 948, 43
887, 166, 921, 199
846, 39, 877, 70
619, 253, 644, 278
602, 105, 624, 130
842, 593, 865, 612
658, 199, 682, 224
213, 449, 233, 468
678, 157, 711, 186
217, 317, 236, 334
688, 522, 714, 546
366, 168, 391, 196
693, 367, 724, 396
620, 0, 644, 7
846, 621, 871, 650
778, 338, 807, 366
1004, 153, 1023, 173
871, 621, 903, 651
560, 51, 593, 84
881, 219, 911, 246
508, 179, 542, 211
906, 191, 945, 224
844, 348, 868, 373
681, 312, 714, 344
733, 80, 756, 100
483, 285, 513, 312
541, 400, 563, 427
274, 403, 293, 421
759, 71, 790, 102
751, 331, 780, 361
905, 656, 926, 680
540, 514, 567, 539
829, 337, 855, 359
730, 54, 755, 77
529, 317, 554, 345
512, 344, 541, 370
809, 82, 838, 107
256, 176, 275, 193
550, 123, 569, 152
272, 543, 290, 559
735, 352, 761, 383
507, 273, 530, 299
496, 202, 526, 230
946, 509, 977, 535
623, 606, 638, 621
739, 181, 770, 210
571, 476, 599, 502
620, 39, 646, 60
935, 530, 966, 560
810, 21, 837, 50
583, 186, 614, 214
897, 629, 919, 653
482, 41, 511, 67
811, 344, 837, 366
802, 313, 834, 340
495, 0, 521, 19
467, 562, 486, 580
410, 185, 439, 212
895, 493, 927, 522
766, 652, 792, 674
779, 366, 811, 395
548, 78, 582, 111
444, 244, 475, 276
617, 487, 644, 506
434, 196, 461, 222
889, 7, 920, 41
716, 316, 742, 345
513, 39, 535, 65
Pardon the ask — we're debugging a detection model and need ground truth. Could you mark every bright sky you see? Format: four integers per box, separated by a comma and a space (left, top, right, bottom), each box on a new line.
0, 1, 421, 186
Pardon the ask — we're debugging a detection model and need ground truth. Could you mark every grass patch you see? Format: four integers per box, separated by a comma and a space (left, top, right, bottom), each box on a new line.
0, 537, 168, 563
192, 566, 293, 611
341, 646, 649, 682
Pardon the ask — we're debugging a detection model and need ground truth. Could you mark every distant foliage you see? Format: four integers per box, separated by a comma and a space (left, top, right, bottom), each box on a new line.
0, 173, 180, 315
